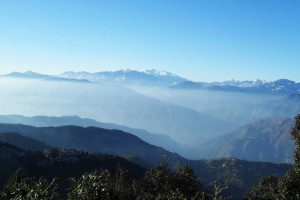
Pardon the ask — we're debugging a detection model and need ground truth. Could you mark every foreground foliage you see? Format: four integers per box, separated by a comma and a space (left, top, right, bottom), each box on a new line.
68, 164, 206, 200
0, 164, 230, 200
0, 169, 60, 200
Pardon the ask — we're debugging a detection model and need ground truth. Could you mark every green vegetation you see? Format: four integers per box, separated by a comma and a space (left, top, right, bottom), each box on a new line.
68, 163, 205, 200
1, 163, 216, 200
0, 130, 292, 199
0, 169, 60, 200
0, 116, 298, 199
246, 115, 300, 199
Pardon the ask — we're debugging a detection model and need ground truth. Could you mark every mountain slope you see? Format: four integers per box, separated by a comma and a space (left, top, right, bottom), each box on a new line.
0, 133, 291, 200
198, 118, 295, 163
0, 123, 184, 166
0, 132, 51, 151
0, 115, 182, 154
0, 141, 146, 187
251, 93, 300, 120
190, 158, 291, 199
0, 131, 291, 199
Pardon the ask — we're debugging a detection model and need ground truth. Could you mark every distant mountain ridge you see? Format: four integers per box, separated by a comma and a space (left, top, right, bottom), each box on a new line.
60, 69, 187, 86
171, 79, 300, 95
3, 70, 300, 94
2, 71, 90, 83
1, 69, 187, 86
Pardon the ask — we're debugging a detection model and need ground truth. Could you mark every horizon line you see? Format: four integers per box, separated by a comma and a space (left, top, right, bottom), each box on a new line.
1, 69, 299, 83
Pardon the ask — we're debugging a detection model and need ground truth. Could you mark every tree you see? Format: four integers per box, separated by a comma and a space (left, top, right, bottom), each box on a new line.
137, 163, 205, 200
211, 181, 229, 200
68, 168, 136, 200
68, 164, 208, 200
291, 114, 300, 166
244, 175, 279, 200
0, 169, 60, 200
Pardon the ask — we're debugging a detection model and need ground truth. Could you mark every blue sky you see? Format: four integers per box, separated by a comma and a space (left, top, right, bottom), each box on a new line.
0, 0, 299, 81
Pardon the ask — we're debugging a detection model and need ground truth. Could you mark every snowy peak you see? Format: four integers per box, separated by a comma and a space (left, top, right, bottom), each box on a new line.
1, 68, 186, 87
2, 69, 299, 94
60, 69, 187, 86
172, 79, 300, 95
139, 69, 177, 77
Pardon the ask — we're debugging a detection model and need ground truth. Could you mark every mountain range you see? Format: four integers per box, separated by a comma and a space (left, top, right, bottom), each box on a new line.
2, 71, 90, 83
0, 77, 234, 147
2, 69, 187, 87
4, 70, 300, 95
1, 69, 300, 162
1, 115, 297, 164
2, 70, 300, 159
0, 127, 292, 199
0, 115, 182, 154
171, 79, 300, 95
61, 69, 187, 86
0, 123, 184, 167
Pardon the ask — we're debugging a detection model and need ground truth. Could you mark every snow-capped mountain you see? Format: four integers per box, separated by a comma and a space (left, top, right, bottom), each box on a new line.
60, 69, 187, 86
3, 70, 300, 94
172, 79, 300, 95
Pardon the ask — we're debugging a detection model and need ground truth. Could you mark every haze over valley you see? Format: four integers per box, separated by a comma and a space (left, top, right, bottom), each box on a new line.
1, 1, 300, 199
1, 69, 299, 161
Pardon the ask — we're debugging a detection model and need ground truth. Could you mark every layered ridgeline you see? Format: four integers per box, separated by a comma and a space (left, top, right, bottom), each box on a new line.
0, 124, 184, 167
2, 70, 300, 161
3, 70, 300, 145
198, 118, 295, 163
0, 131, 291, 199
0, 115, 182, 155
0, 77, 233, 146
2, 115, 297, 164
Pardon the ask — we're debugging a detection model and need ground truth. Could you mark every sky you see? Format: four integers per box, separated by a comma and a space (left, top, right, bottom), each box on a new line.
0, 0, 299, 81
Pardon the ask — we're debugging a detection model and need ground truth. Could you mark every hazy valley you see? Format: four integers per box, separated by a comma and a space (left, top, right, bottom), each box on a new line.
0, 69, 300, 199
